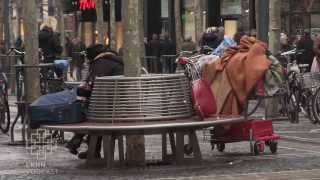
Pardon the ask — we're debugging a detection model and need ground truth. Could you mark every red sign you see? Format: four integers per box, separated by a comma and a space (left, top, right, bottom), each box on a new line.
80, 0, 96, 10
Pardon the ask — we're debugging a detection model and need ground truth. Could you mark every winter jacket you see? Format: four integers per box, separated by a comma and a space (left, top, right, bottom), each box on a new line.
86, 52, 124, 83
39, 28, 63, 63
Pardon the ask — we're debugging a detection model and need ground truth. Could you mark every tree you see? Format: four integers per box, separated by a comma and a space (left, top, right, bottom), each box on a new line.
56, 0, 65, 53
255, 0, 269, 43
22, 0, 40, 102
122, 0, 145, 166
96, 0, 108, 44
110, 0, 117, 50
3, 0, 11, 50
194, 0, 203, 45
174, 0, 182, 52
266, 0, 281, 117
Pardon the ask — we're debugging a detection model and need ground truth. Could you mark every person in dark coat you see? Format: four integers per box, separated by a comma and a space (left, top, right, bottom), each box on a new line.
147, 34, 160, 73
70, 37, 86, 81
159, 33, 176, 73
199, 27, 222, 53
297, 31, 314, 71
66, 44, 124, 159
39, 26, 63, 63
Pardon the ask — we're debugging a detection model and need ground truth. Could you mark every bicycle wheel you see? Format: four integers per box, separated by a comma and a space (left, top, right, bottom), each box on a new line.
286, 91, 299, 123
0, 87, 10, 134
300, 89, 317, 123
312, 87, 320, 123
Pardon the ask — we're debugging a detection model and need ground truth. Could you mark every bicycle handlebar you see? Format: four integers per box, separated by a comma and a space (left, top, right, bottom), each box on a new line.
7, 48, 25, 56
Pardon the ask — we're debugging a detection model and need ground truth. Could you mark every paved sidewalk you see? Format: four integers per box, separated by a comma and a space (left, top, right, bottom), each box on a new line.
2, 97, 320, 179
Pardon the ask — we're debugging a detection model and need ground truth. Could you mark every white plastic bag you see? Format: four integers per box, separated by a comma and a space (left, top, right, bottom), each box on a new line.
311, 57, 320, 73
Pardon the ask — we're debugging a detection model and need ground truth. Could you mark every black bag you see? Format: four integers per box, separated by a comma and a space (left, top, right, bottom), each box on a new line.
29, 89, 86, 129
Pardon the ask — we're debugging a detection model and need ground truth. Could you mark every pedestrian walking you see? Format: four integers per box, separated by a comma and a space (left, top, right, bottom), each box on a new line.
159, 33, 175, 73
147, 34, 161, 73
70, 37, 86, 81
297, 30, 314, 71
311, 33, 320, 72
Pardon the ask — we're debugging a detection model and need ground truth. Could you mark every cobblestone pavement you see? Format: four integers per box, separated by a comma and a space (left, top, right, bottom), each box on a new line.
1, 98, 320, 179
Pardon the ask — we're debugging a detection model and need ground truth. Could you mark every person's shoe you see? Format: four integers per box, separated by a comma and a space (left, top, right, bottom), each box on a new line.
77, 151, 101, 159
65, 142, 78, 155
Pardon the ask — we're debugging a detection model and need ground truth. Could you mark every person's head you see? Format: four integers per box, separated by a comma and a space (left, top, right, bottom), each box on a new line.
152, 34, 158, 40
159, 33, 165, 40
233, 30, 245, 44
86, 44, 107, 62
280, 32, 288, 45
217, 26, 225, 39
304, 29, 311, 38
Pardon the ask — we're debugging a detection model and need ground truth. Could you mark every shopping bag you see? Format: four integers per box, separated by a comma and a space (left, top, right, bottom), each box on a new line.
192, 79, 217, 119
311, 57, 320, 73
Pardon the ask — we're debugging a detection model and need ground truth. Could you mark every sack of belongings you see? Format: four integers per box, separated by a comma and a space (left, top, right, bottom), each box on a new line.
29, 89, 86, 128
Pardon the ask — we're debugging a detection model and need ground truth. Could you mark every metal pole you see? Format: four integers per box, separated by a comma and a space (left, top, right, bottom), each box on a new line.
255, 0, 269, 43
3, 0, 11, 50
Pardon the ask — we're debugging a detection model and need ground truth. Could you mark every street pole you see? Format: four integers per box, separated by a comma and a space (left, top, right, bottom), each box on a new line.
174, 0, 182, 53
122, 0, 145, 166
266, 0, 281, 118
22, 0, 40, 102
3, 0, 11, 50
255, 0, 269, 43
194, 0, 203, 45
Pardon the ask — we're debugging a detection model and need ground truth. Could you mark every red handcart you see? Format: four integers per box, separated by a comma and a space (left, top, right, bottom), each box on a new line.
209, 118, 280, 155
176, 52, 280, 156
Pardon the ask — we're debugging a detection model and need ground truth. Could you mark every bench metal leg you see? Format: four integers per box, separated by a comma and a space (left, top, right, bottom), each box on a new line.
162, 133, 168, 162
175, 132, 185, 164
117, 136, 124, 163
189, 131, 202, 160
103, 135, 115, 168
169, 131, 176, 157
87, 135, 99, 164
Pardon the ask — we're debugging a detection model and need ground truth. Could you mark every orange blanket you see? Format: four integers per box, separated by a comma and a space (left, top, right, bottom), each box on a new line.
203, 36, 271, 115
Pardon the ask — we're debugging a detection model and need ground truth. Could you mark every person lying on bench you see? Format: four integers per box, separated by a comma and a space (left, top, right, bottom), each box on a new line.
66, 44, 124, 159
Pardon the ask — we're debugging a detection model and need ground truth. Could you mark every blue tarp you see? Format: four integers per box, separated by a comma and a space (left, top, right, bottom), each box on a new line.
30, 89, 77, 107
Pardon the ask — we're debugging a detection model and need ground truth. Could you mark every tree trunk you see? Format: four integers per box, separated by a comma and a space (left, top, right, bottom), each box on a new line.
266, 0, 281, 118
110, 0, 117, 50
122, 0, 145, 166
16, 0, 23, 38
174, 0, 182, 53
56, 0, 65, 54
96, 0, 107, 44
194, 0, 203, 45
255, 0, 269, 43
3, 0, 11, 50
22, 0, 40, 102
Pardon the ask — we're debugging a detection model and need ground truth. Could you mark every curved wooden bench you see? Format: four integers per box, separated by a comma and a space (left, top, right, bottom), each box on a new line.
43, 116, 258, 167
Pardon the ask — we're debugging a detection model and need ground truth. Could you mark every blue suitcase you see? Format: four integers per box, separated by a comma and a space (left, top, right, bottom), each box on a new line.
29, 89, 86, 128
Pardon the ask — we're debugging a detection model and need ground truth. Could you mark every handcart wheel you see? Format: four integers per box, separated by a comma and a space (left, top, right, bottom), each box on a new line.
184, 144, 193, 155
217, 143, 225, 152
269, 141, 278, 154
254, 141, 265, 155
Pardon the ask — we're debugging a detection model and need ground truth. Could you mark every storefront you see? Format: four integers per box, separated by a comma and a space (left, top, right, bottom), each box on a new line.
282, 0, 320, 37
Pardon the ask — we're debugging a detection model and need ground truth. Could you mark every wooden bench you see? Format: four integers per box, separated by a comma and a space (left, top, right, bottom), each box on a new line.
43, 116, 257, 167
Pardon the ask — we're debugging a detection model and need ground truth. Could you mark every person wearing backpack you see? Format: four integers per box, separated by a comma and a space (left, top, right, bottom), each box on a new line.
66, 44, 124, 159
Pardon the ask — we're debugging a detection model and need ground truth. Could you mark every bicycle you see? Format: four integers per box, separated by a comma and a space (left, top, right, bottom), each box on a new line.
0, 72, 10, 134
277, 48, 316, 123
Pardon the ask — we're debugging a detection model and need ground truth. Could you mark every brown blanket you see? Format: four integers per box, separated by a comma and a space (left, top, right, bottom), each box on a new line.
203, 36, 271, 115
